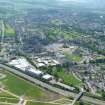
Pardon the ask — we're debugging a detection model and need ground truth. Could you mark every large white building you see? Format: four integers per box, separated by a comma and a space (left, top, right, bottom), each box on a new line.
28, 68, 43, 76
42, 74, 53, 80
8, 57, 75, 91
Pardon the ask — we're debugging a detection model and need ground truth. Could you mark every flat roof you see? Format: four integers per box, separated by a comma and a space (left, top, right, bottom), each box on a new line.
36, 63, 45, 67
28, 68, 43, 75
9, 58, 30, 68
42, 74, 53, 80
15, 65, 26, 71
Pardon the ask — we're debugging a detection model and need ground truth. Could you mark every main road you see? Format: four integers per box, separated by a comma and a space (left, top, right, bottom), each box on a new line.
0, 64, 105, 105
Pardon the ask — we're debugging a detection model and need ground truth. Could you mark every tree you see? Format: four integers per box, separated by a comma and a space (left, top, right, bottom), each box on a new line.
102, 90, 105, 100
78, 101, 84, 105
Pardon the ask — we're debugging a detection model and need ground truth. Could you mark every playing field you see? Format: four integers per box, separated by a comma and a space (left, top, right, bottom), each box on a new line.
27, 102, 61, 105
1, 71, 62, 101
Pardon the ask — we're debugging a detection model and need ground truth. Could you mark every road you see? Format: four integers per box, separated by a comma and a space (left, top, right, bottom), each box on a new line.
0, 64, 105, 105
0, 73, 6, 80
71, 91, 84, 105
0, 88, 19, 98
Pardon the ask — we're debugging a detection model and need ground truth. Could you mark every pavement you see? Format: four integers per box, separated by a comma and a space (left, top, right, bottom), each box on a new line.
71, 91, 84, 105
0, 73, 6, 80
0, 88, 19, 98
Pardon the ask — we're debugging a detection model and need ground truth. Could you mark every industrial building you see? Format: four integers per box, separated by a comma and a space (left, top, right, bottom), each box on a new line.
8, 57, 75, 91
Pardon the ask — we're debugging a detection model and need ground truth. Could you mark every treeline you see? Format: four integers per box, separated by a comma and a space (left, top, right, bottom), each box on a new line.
90, 58, 105, 63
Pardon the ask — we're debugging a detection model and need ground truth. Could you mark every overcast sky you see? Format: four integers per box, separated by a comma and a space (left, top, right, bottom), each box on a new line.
56, 0, 105, 8
0, 0, 105, 10
57, 0, 89, 2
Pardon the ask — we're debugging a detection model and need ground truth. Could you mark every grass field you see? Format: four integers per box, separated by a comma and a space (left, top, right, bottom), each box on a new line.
52, 68, 82, 87
57, 71, 81, 87
51, 19, 64, 26
0, 70, 82, 105
64, 52, 82, 62
2, 73, 44, 99
0, 92, 15, 98
0, 24, 16, 36
1, 71, 62, 100
4, 24, 16, 36
75, 102, 91, 105
27, 101, 61, 105
47, 28, 83, 41
42, 66, 82, 87
0, 97, 19, 103
27, 101, 90, 105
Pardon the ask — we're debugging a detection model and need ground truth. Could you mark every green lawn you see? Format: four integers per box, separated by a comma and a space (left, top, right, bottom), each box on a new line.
75, 102, 91, 105
2, 72, 51, 100
64, 52, 82, 62
57, 71, 81, 87
0, 24, 16, 36
4, 24, 16, 36
51, 19, 63, 26
0, 92, 15, 98
0, 97, 19, 103
63, 31, 82, 40
47, 28, 82, 41
27, 101, 87, 105
43, 66, 82, 87
27, 102, 60, 105
52, 68, 82, 87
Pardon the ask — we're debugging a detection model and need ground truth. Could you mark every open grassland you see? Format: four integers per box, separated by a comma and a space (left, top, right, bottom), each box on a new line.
53, 98, 73, 104
0, 92, 16, 98
27, 101, 61, 105
4, 24, 16, 36
64, 52, 82, 62
26, 101, 90, 105
47, 27, 83, 41
42, 66, 82, 87
51, 19, 64, 26
0, 97, 19, 103
75, 102, 91, 105
52, 68, 82, 87
0, 24, 16, 36
1, 71, 62, 101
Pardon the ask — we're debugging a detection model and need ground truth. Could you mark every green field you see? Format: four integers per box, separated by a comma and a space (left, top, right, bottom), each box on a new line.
4, 24, 16, 36
27, 102, 60, 105
0, 97, 19, 103
0, 92, 15, 98
1, 71, 61, 100
75, 102, 91, 105
64, 52, 82, 62
2, 73, 43, 99
51, 19, 64, 26
27, 101, 90, 105
56, 71, 81, 87
43, 66, 82, 87
47, 28, 83, 41
52, 68, 82, 87
0, 24, 16, 36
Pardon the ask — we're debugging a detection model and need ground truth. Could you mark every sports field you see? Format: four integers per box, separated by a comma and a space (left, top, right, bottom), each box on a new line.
1, 71, 61, 100
0, 70, 71, 105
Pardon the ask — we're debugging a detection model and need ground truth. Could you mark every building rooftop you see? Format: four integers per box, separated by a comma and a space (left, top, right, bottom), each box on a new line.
42, 74, 53, 80
28, 68, 43, 75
